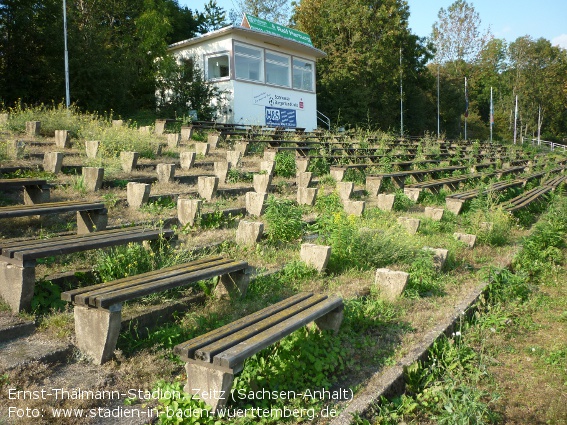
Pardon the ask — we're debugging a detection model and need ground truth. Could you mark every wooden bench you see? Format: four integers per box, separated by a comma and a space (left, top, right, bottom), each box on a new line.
0, 200, 108, 234
61, 256, 248, 364
445, 180, 525, 214
0, 178, 50, 204
542, 174, 567, 189
0, 227, 174, 313
365, 165, 468, 193
173, 291, 344, 411
503, 186, 553, 212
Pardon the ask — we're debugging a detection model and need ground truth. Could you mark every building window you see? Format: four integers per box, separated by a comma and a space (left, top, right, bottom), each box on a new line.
265, 51, 290, 87
293, 58, 314, 92
206, 54, 230, 80
235, 43, 263, 82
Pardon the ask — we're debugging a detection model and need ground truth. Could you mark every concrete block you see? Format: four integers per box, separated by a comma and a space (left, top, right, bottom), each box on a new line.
178, 198, 202, 226
245, 192, 267, 216
0, 261, 35, 313
82, 167, 104, 192
297, 171, 313, 188
207, 131, 221, 148
216, 269, 250, 298
330, 167, 345, 182
260, 160, 275, 176
445, 198, 465, 215
297, 187, 318, 206
195, 142, 210, 156
112, 119, 123, 127
154, 120, 166, 135
480, 221, 494, 231
236, 220, 264, 246
404, 188, 422, 202
213, 161, 230, 183
23, 184, 50, 205
226, 150, 242, 168
343, 200, 365, 216
296, 158, 310, 173
26, 121, 40, 137
253, 173, 272, 193
374, 268, 410, 301
180, 126, 193, 141
0, 113, 8, 125
54, 130, 70, 148
263, 151, 277, 162
180, 151, 196, 170
424, 207, 444, 221
397, 216, 420, 234
337, 181, 354, 201
198, 176, 218, 201
139, 126, 151, 133
77, 209, 108, 234
453, 232, 476, 248
366, 176, 383, 196
74, 304, 122, 364
300, 243, 331, 273
235, 141, 249, 154
423, 247, 449, 271
184, 361, 234, 412
43, 152, 63, 174
85, 140, 99, 159
127, 182, 151, 209
120, 151, 139, 173
7, 140, 25, 159
314, 305, 344, 334
167, 133, 180, 149
377, 194, 395, 211
156, 163, 176, 183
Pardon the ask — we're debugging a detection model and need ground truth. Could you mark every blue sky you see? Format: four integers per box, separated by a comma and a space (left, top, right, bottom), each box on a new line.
182, 0, 567, 49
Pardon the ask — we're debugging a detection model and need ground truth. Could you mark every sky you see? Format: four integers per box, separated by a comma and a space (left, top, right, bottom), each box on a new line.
182, 0, 567, 49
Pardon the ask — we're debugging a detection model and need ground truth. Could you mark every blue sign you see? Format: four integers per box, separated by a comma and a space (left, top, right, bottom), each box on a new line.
265, 107, 297, 128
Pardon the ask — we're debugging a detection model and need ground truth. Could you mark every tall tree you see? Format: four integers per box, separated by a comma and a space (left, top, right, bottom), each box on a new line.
201, 0, 228, 32
237, 0, 290, 25
293, 0, 433, 132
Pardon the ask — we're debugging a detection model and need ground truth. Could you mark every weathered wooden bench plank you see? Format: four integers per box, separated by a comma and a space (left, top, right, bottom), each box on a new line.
0, 201, 104, 218
0, 178, 50, 204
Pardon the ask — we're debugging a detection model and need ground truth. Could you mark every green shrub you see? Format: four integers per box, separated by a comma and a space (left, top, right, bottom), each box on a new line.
274, 152, 296, 177
263, 195, 303, 243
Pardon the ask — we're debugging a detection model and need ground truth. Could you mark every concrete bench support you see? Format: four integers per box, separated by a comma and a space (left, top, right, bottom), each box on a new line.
235, 142, 249, 154
181, 126, 193, 141
120, 151, 139, 173
180, 152, 196, 170
207, 132, 221, 148
344, 200, 365, 216
74, 304, 122, 365
424, 207, 445, 221
156, 163, 176, 183
263, 151, 277, 162
337, 181, 354, 201
423, 247, 449, 271
245, 192, 267, 217
375, 268, 410, 301
445, 198, 465, 215
300, 243, 331, 272
83, 167, 104, 192
397, 216, 420, 234
297, 172, 312, 188
330, 168, 345, 182
297, 187, 318, 206
404, 188, 422, 202
296, 158, 310, 173
453, 232, 476, 248
260, 160, 275, 176
226, 151, 242, 168
154, 120, 166, 135
198, 176, 218, 201
26, 121, 40, 137
195, 142, 210, 156
43, 152, 63, 174
77, 209, 108, 234
0, 261, 35, 313
85, 140, 99, 159
112, 120, 123, 127
178, 199, 202, 226
23, 185, 50, 205
127, 182, 151, 209
214, 269, 250, 299
366, 177, 383, 196
55, 130, 70, 148
236, 220, 264, 246
377, 194, 395, 211
139, 126, 151, 134
214, 162, 230, 183
167, 133, 180, 149
7, 140, 25, 159
253, 174, 272, 193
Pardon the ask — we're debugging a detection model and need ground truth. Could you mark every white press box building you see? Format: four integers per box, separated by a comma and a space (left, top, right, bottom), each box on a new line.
168, 15, 326, 131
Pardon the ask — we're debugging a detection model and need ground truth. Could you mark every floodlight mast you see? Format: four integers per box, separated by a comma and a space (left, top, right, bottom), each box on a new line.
63, 0, 70, 108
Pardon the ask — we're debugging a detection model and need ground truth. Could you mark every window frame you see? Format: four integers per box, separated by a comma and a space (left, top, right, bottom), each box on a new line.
234, 41, 264, 83
204, 51, 231, 81
292, 57, 315, 92
265, 50, 291, 88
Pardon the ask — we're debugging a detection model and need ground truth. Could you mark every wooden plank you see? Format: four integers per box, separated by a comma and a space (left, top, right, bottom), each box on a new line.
62, 256, 225, 302
0, 202, 104, 219
0, 178, 47, 189
94, 261, 248, 308
212, 296, 343, 369
174, 293, 315, 360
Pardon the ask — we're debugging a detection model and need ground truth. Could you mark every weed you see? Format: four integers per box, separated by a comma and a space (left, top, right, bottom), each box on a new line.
274, 152, 296, 177
264, 195, 303, 243
141, 197, 176, 215
101, 192, 120, 208
32, 279, 67, 314
393, 190, 414, 211
404, 251, 443, 298
70, 175, 87, 194
343, 168, 366, 185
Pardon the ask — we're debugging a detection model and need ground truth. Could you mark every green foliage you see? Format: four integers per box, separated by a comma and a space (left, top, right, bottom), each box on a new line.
226, 168, 253, 184
273, 152, 296, 177
404, 251, 443, 298
247, 260, 318, 297
195, 210, 239, 230
307, 156, 330, 176
263, 196, 303, 243
31, 279, 67, 314
393, 190, 415, 211
344, 289, 399, 332
343, 168, 366, 185
140, 197, 177, 215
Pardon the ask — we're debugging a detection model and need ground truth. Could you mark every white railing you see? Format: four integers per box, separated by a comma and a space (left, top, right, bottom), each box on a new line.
522, 137, 567, 152
317, 110, 331, 130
